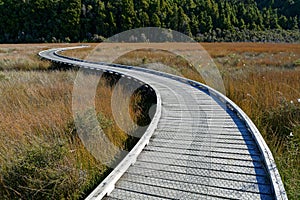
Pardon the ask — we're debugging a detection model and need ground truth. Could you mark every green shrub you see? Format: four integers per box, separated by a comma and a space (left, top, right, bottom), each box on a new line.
294, 59, 300, 67
0, 142, 81, 199
263, 100, 300, 141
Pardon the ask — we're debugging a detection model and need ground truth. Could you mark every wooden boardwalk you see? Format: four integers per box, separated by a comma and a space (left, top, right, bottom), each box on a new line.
39, 47, 287, 200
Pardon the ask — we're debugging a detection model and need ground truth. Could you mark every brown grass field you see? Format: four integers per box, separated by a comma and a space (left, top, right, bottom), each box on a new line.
0, 43, 299, 199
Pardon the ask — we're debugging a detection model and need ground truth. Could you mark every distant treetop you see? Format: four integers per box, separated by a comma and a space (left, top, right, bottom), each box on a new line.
0, 0, 299, 43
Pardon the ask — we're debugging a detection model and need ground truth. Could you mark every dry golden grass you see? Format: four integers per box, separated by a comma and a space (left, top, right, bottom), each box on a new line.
0, 69, 148, 198
0, 43, 93, 70
202, 42, 300, 56
0, 71, 106, 198
63, 42, 300, 81
202, 43, 300, 81
222, 68, 300, 200
0, 44, 152, 198
0, 71, 100, 199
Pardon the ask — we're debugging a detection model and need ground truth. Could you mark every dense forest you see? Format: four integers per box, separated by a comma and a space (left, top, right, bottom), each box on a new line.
0, 0, 299, 43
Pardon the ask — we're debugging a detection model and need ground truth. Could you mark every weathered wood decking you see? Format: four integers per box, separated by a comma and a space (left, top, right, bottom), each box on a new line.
39, 47, 287, 200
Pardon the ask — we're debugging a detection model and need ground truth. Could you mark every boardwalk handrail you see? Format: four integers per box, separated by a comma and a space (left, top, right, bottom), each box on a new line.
39, 47, 287, 200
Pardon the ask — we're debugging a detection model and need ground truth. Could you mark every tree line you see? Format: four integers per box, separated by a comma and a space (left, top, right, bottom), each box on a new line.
0, 0, 299, 43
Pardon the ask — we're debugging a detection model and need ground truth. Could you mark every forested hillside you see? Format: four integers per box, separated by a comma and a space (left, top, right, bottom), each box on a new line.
0, 0, 299, 43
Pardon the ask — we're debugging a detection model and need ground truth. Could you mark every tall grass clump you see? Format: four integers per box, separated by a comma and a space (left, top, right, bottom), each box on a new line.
0, 44, 92, 71
0, 71, 101, 199
0, 68, 155, 199
262, 101, 300, 199
224, 69, 300, 200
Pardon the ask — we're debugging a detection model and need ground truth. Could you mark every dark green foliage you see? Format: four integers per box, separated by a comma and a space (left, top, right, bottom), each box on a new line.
0, 143, 76, 199
0, 0, 81, 43
131, 85, 157, 127
195, 29, 300, 43
0, 0, 299, 43
262, 100, 300, 142
255, 0, 300, 17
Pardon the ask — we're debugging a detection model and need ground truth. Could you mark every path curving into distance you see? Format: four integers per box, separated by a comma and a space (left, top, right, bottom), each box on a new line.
39, 47, 287, 200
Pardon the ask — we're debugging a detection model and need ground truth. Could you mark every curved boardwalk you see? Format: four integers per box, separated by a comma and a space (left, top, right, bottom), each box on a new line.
39, 47, 287, 200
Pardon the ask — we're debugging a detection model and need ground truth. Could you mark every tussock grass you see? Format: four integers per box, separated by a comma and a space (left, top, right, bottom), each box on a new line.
0, 71, 110, 199
0, 69, 154, 198
0, 71, 98, 199
0, 43, 93, 71
224, 70, 300, 199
